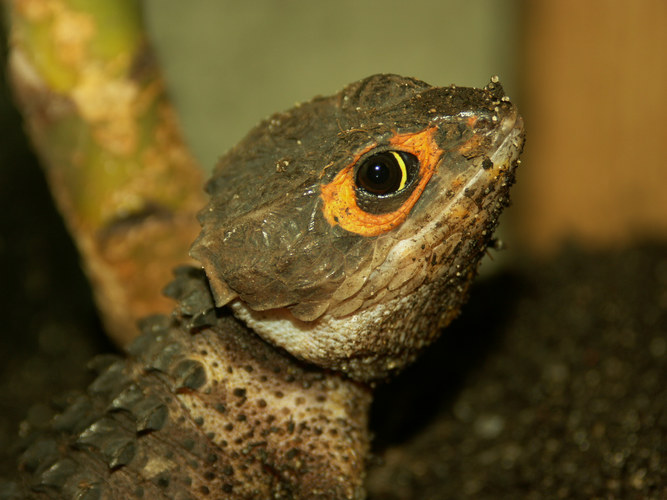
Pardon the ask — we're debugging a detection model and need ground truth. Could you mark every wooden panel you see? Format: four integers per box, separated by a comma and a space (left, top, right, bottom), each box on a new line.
516, 0, 667, 252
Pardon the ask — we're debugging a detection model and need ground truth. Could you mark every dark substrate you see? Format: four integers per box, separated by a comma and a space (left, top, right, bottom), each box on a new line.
366, 244, 666, 499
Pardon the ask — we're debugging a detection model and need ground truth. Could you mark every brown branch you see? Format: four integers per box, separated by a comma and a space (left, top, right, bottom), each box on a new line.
6, 0, 206, 344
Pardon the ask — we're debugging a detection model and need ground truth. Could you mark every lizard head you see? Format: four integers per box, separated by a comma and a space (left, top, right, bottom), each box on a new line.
191, 74, 524, 381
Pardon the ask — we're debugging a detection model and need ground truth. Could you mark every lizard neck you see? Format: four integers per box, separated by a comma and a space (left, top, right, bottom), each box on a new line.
129, 266, 373, 497
8, 266, 371, 499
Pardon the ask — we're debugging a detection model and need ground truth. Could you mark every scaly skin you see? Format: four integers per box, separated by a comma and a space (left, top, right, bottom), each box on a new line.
5, 268, 370, 499
194, 74, 524, 381
1, 74, 524, 498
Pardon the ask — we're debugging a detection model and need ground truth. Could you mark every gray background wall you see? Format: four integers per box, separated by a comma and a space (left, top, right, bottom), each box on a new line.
145, 1, 520, 170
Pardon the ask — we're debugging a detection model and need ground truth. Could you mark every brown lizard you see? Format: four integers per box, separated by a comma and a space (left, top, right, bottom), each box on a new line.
1, 73, 524, 499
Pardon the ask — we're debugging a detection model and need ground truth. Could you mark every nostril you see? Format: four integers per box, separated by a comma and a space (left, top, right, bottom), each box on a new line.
482, 157, 494, 170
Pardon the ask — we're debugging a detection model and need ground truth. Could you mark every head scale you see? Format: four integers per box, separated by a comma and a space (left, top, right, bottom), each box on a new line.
191, 74, 524, 381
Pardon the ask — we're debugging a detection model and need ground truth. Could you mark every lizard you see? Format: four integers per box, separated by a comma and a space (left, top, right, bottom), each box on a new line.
0, 73, 524, 499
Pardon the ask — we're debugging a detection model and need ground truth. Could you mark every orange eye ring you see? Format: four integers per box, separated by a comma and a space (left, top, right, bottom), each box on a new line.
320, 127, 442, 237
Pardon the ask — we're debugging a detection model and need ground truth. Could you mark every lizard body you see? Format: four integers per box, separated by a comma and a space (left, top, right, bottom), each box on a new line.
1, 74, 524, 499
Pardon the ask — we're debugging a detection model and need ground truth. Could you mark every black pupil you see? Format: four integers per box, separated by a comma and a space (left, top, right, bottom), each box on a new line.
367, 163, 391, 185
357, 152, 403, 195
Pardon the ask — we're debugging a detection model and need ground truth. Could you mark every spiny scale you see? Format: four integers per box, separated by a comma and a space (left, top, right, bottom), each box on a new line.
3, 268, 370, 499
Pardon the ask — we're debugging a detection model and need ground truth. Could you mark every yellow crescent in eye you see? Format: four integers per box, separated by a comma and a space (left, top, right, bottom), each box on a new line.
320, 127, 442, 237
390, 151, 408, 191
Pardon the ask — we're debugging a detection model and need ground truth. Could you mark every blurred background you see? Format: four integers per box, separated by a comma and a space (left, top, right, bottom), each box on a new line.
144, 0, 667, 254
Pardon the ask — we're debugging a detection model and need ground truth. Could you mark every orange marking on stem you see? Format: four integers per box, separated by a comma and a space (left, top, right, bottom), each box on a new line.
320, 127, 442, 236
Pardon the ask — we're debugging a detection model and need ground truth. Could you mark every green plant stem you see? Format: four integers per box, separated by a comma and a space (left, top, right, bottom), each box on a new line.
6, 0, 206, 344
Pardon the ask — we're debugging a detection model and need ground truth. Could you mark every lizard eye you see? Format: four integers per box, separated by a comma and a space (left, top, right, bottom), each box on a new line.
356, 151, 418, 196
320, 127, 439, 237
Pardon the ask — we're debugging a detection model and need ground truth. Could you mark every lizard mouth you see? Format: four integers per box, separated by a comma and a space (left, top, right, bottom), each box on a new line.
490, 109, 524, 170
